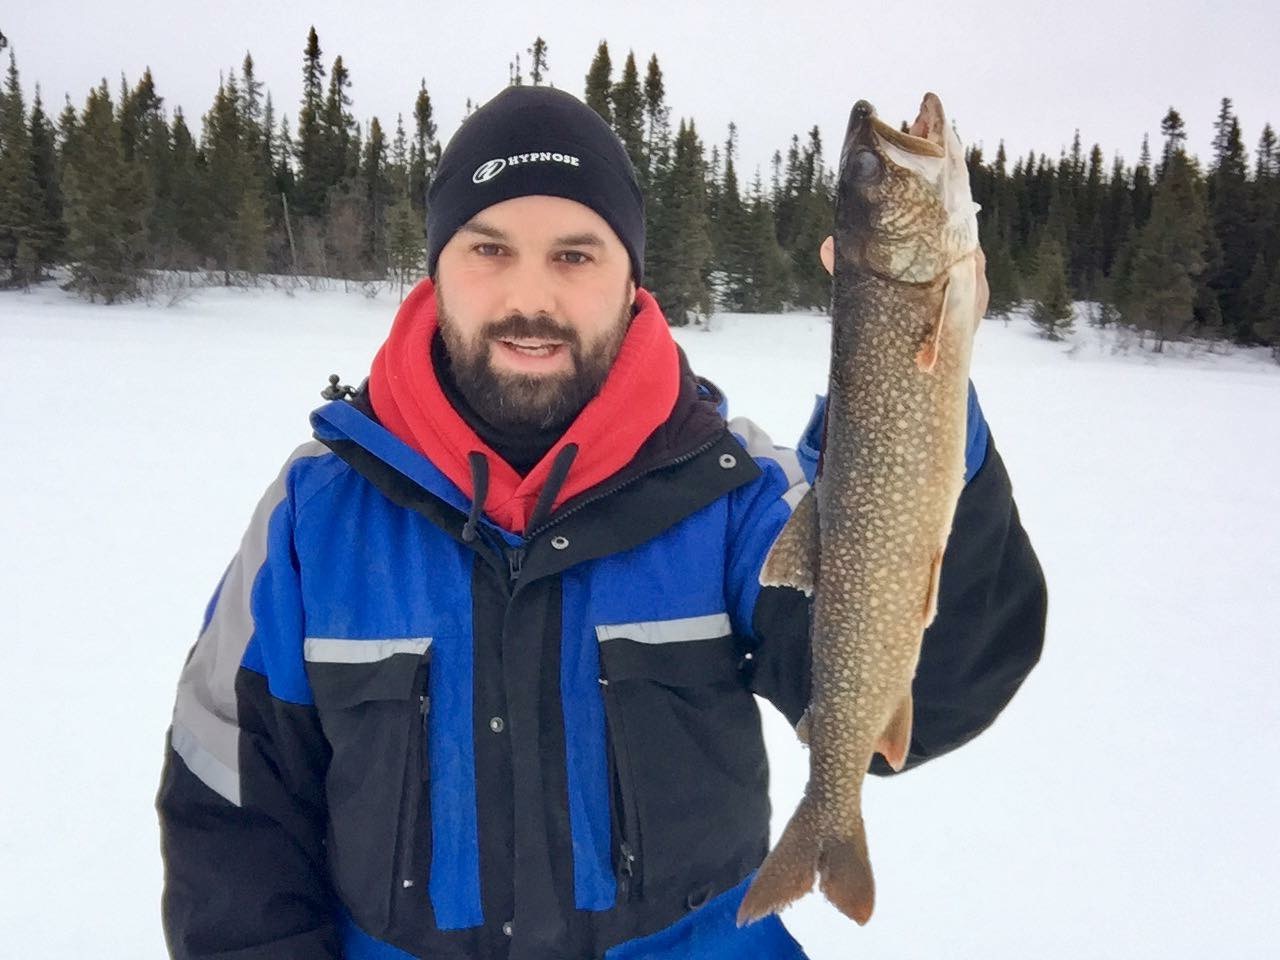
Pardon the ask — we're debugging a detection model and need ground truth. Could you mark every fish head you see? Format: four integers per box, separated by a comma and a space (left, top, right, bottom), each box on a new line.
835, 93, 979, 284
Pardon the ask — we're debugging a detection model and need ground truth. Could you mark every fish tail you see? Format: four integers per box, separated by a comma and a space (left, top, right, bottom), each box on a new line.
818, 817, 875, 925
736, 797, 821, 926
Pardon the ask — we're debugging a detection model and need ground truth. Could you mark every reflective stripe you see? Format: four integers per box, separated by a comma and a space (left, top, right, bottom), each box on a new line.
171, 440, 329, 807
728, 416, 807, 500
304, 637, 432, 663
170, 719, 241, 806
595, 613, 732, 645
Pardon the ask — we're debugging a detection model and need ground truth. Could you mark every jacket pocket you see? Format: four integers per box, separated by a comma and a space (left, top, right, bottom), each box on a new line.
595, 615, 769, 902
306, 637, 432, 937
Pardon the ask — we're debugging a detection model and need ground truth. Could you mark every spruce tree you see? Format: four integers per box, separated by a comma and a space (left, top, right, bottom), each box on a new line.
0, 50, 42, 286
741, 169, 788, 312
410, 79, 438, 212
1123, 150, 1211, 351
361, 116, 391, 271
29, 88, 65, 266
1207, 99, 1252, 339
1029, 236, 1074, 339
527, 37, 549, 86
611, 52, 644, 176
61, 81, 148, 301
386, 193, 425, 300
295, 27, 327, 216
584, 42, 613, 125
650, 119, 712, 324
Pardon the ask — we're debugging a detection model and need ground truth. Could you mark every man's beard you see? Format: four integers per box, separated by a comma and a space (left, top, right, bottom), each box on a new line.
436, 290, 633, 433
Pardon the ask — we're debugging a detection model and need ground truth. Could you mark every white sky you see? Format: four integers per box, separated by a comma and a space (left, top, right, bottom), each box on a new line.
9, 1, 1280, 177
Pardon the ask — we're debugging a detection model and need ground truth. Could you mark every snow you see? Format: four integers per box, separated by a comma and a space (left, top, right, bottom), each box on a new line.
2, 281, 1278, 958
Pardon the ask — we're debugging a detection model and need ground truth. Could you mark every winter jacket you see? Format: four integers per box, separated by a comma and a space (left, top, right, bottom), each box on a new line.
156, 282, 1046, 960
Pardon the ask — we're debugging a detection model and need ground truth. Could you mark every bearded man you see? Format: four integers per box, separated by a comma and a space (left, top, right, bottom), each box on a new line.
157, 86, 1046, 960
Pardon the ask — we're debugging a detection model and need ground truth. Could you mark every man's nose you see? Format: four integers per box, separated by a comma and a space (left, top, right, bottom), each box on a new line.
500, 256, 558, 319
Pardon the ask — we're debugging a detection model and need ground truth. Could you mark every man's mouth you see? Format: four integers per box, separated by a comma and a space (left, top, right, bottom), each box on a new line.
497, 337, 566, 358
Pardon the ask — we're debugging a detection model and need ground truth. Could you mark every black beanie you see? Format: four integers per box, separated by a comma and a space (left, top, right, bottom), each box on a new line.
425, 87, 645, 282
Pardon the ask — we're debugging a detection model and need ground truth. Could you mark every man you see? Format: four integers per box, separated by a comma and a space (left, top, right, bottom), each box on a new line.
157, 86, 1046, 960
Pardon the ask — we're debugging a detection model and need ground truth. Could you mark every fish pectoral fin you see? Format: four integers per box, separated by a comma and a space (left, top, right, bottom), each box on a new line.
876, 694, 914, 773
915, 278, 950, 373
795, 708, 812, 746
760, 483, 819, 596
923, 545, 944, 628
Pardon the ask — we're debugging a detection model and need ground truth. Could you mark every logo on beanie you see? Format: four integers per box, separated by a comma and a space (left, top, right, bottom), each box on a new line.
472, 151, 582, 184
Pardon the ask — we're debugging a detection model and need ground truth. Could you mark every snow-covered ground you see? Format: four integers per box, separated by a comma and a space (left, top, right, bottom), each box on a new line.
2, 281, 1278, 958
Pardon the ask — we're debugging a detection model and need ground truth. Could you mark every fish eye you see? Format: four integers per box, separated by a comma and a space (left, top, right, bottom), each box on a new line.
851, 149, 883, 184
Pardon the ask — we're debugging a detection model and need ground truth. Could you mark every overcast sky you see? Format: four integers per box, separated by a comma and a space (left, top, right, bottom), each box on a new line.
8, 1, 1279, 178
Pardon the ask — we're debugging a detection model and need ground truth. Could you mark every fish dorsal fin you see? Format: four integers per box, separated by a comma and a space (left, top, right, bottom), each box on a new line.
760, 483, 819, 596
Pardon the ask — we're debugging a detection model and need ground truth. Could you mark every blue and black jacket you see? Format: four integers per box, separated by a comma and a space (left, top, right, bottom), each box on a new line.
156, 357, 1046, 960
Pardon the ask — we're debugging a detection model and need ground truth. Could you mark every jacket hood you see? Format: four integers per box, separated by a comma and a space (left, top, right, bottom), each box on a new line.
312, 279, 728, 537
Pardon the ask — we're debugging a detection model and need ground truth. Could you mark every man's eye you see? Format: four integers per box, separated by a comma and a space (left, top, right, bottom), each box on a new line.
557, 251, 591, 265
475, 243, 505, 257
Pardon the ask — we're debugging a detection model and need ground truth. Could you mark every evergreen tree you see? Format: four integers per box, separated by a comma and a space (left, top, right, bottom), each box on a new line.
527, 37, 549, 86
1121, 150, 1211, 350
1133, 135, 1153, 228
410, 79, 438, 212
1157, 107, 1187, 180
0, 50, 43, 286
61, 81, 148, 301
640, 54, 668, 191
295, 27, 327, 216
29, 87, 65, 266
611, 52, 644, 176
1207, 98, 1252, 339
202, 75, 245, 274
740, 169, 788, 312
649, 119, 712, 324
1028, 235, 1074, 339
714, 123, 750, 309
583, 41, 613, 125
168, 107, 207, 264
322, 55, 358, 187
386, 193, 425, 300
361, 116, 392, 271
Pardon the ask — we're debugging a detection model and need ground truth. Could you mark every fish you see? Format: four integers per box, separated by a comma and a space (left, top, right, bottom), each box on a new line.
737, 92, 982, 927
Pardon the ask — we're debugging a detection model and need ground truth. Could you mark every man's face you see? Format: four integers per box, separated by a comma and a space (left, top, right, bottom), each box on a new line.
435, 195, 637, 432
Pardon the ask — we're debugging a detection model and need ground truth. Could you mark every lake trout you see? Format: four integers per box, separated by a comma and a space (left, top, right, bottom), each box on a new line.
737, 93, 982, 927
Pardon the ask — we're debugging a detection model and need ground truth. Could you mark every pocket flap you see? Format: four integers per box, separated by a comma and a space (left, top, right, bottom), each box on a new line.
596, 616, 741, 687
305, 637, 432, 708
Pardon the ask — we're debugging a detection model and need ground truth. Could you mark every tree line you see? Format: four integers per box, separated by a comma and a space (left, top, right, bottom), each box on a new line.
972, 101, 1280, 354
1, 27, 1277, 357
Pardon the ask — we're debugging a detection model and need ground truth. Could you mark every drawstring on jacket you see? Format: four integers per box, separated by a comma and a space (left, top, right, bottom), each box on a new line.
526, 444, 579, 535
460, 443, 580, 544
461, 452, 490, 543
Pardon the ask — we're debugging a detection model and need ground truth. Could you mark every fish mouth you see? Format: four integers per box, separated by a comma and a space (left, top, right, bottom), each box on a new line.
843, 98, 947, 160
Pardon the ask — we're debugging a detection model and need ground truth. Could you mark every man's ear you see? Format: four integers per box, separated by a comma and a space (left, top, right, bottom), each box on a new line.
628, 279, 637, 305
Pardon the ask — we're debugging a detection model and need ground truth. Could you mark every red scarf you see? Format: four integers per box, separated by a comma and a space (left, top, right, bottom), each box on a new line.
368, 278, 680, 534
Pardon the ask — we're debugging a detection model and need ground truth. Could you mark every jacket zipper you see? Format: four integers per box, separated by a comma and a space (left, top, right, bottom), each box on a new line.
396, 666, 431, 895
600, 677, 643, 900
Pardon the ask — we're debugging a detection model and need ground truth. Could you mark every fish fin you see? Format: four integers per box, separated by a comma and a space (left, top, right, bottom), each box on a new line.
876, 694, 913, 773
923, 545, 944, 627
818, 819, 876, 925
737, 797, 821, 925
915, 278, 950, 372
760, 483, 819, 596
795, 708, 811, 746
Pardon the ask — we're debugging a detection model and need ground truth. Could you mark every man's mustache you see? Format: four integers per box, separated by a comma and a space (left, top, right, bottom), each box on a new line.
482, 313, 581, 349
